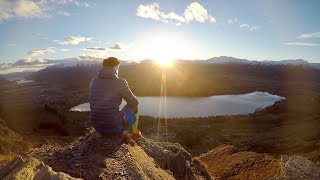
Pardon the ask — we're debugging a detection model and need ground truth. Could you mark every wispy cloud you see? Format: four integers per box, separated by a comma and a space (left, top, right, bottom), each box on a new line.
60, 48, 70, 51
240, 23, 260, 31
50, 0, 94, 8
109, 43, 123, 50
14, 58, 48, 66
54, 36, 92, 45
57, 11, 70, 16
284, 42, 320, 47
227, 18, 238, 24
297, 32, 320, 39
26, 47, 55, 58
136, 2, 215, 25
85, 43, 123, 51
85, 47, 108, 51
0, 63, 12, 70
0, 0, 93, 22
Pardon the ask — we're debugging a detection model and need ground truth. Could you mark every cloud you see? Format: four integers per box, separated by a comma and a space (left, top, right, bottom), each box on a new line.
0, 58, 51, 72
0, 0, 45, 21
0, 1, 14, 21
50, 0, 94, 8
136, 3, 161, 21
26, 47, 55, 58
54, 36, 92, 45
109, 43, 123, 50
297, 32, 320, 39
208, 15, 216, 23
0, 63, 12, 70
227, 18, 238, 24
60, 48, 70, 51
162, 12, 186, 23
136, 3, 185, 24
84, 43, 123, 51
85, 47, 108, 51
136, 2, 215, 25
240, 23, 260, 31
57, 11, 70, 16
0, 0, 93, 22
14, 58, 48, 66
284, 42, 320, 47
184, 2, 213, 23
14, 0, 45, 18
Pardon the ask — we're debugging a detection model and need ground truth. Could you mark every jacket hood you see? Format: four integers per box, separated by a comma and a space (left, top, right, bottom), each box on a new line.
98, 66, 119, 79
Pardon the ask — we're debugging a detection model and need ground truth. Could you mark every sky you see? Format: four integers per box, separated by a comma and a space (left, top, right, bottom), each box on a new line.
1, 0, 320, 71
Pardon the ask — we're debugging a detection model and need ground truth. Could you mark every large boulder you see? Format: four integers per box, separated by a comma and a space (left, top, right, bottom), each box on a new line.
281, 155, 320, 179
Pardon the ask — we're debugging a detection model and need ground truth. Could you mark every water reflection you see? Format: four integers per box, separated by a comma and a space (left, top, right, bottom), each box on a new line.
70, 91, 284, 118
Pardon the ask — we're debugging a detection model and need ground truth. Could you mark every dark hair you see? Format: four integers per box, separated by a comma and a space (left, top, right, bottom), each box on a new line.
103, 57, 120, 67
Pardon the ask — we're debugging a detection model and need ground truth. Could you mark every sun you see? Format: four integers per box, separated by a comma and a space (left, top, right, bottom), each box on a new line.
156, 58, 173, 66
137, 33, 193, 67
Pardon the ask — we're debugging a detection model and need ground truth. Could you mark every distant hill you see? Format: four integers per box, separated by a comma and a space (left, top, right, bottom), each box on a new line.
27, 61, 320, 97
0, 71, 34, 81
0, 77, 11, 86
200, 56, 320, 69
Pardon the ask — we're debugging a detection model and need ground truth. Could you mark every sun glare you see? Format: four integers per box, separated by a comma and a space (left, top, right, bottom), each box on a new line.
137, 33, 193, 67
156, 58, 173, 66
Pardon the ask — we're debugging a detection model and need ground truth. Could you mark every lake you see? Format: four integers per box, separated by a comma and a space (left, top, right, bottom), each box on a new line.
70, 91, 284, 118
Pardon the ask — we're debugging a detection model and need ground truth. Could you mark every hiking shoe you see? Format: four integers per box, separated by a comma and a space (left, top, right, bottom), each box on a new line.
130, 131, 143, 141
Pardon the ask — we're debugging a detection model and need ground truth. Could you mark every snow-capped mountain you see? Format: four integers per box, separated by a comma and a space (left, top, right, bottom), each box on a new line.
199, 56, 320, 69
202, 56, 258, 64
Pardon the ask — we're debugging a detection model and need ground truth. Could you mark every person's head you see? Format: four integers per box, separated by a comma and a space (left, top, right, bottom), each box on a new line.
103, 57, 120, 67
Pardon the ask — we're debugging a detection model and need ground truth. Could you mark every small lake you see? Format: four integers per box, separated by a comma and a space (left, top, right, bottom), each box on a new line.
70, 91, 284, 118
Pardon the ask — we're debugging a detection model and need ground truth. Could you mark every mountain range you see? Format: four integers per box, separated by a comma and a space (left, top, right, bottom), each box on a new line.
1, 56, 320, 75
197, 56, 320, 69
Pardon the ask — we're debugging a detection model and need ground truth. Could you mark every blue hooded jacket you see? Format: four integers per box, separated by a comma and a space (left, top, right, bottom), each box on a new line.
89, 66, 138, 134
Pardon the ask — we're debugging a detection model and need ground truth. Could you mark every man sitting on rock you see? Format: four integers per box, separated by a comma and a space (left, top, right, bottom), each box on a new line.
89, 57, 141, 140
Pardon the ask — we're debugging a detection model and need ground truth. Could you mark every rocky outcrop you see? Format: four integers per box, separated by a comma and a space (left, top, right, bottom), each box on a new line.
0, 156, 78, 180
29, 130, 210, 180
196, 145, 320, 180
137, 139, 210, 179
281, 155, 320, 179
3, 129, 319, 180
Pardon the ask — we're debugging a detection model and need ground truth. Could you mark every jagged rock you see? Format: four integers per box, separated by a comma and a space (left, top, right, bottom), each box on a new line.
0, 155, 78, 180
281, 155, 320, 179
